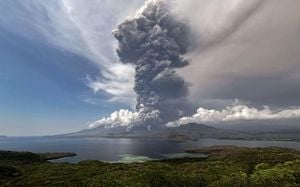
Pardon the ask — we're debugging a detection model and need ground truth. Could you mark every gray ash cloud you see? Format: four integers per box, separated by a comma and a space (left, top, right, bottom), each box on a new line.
113, 0, 193, 126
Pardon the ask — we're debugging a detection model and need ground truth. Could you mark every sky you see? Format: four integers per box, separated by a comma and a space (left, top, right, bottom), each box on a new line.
1, 0, 300, 136
0, 0, 144, 135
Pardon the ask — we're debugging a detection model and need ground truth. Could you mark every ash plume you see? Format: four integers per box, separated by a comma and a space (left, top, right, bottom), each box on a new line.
113, 0, 193, 127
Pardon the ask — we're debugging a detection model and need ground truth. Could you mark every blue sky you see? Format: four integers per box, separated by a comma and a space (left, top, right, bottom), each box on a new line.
0, 0, 144, 136
0, 25, 126, 135
1, 0, 300, 135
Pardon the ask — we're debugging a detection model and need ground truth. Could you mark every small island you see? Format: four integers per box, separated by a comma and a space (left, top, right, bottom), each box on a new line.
1, 146, 299, 186
38, 152, 77, 161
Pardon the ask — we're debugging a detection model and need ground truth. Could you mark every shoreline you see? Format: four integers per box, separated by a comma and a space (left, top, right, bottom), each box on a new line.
1, 146, 300, 186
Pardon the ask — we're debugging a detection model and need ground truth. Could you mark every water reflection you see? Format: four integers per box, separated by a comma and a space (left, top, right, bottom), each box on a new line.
0, 137, 299, 163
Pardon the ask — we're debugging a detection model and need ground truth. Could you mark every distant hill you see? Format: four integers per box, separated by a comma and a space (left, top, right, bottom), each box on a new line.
59, 123, 300, 142
60, 123, 245, 141
160, 123, 240, 140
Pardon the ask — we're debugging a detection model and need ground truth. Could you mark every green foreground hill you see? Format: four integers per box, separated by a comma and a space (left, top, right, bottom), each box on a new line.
1, 146, 300, 187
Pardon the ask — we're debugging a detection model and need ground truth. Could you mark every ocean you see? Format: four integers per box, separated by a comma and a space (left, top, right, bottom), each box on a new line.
1, 137, 300, 162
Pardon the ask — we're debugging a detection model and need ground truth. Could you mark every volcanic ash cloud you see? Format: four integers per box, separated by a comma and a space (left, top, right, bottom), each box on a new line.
112, 0, 193, 127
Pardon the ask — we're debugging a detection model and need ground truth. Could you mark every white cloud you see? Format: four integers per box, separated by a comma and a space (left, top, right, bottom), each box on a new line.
0, 0, 144, 105
88, 109, 139, 129
88, 106, 160, 129
3, 0, 300, 129
56, 0, 144, 105
167, 101, 300, 127
86, 63, 136, 105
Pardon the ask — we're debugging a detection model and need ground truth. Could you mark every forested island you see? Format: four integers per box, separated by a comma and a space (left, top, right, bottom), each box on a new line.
1, 146, 300, 186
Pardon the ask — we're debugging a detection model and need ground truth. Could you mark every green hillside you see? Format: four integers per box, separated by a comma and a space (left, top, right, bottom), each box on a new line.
1, 146, 300, 187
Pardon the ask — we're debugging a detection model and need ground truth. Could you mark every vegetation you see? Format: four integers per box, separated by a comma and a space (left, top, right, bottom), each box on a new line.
0, 151, 76, 163
0, 146, 300, 187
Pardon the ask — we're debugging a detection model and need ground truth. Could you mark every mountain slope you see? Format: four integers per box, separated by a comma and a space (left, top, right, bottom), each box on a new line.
58, 123, 300, 142
60, 123, 242, 141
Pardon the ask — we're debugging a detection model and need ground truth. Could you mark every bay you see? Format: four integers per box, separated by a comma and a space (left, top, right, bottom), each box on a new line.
0, 137, 300, 163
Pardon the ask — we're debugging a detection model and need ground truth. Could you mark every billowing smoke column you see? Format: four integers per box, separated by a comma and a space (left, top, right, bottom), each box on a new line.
113, 0, 193, 127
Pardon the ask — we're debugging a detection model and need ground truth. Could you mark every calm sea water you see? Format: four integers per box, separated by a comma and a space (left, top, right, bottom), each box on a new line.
0, 137, 300, 162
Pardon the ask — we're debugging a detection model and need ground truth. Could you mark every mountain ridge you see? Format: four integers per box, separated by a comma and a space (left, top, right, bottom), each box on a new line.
59, 123, 243, 140
58, 123, 300, 142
